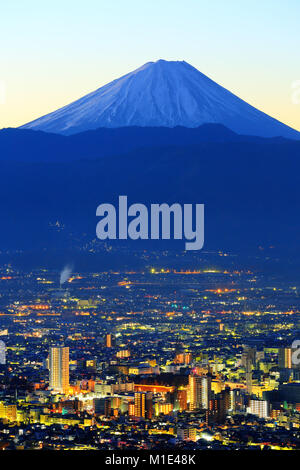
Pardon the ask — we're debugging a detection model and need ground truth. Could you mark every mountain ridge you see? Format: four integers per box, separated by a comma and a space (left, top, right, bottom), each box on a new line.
1, 124, 297, 162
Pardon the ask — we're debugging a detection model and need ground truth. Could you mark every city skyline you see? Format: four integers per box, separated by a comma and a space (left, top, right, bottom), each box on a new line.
0, 257, 300, 450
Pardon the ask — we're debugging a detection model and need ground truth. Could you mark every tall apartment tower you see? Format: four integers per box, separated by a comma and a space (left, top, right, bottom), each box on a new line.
245, 362, 252, 395
49, 346, 69, 394
105, 334, 115, 348
189, 375, 201, 411
134, 391, 153, 419
278, 348, 292, 369
242, 346, 255, 394
189, 373, 211, 411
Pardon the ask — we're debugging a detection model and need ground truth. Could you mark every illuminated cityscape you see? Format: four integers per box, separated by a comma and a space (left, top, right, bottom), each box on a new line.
1, 0, 299, 461
0, 249, 299, 450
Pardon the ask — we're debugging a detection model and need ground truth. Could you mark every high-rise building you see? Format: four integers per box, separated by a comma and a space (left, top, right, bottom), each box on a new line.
49, 346, 69, 394
105, 334, 114, 348
230, 388, 246, 413
278, 348, 292, 369
134, 391, 153, 418
241, 346, 256, 368
245, 367, 252, 395
189, 373, 211, 411
94, 398, 111, 417
155, 402, 173, 415
207, 387, 230, 425
174, 352, 192, 364
201, 374, 212, 409
242, 347, 255, 394
189, 374, 201, 411
175, 388, 188, 411
145, 392, 153, 419
134, 391, 145, 418
249, 399, 269, 418
128, 403, 135, 416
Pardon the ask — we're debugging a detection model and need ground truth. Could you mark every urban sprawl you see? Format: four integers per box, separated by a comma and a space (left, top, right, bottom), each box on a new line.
0, 249, 299, 450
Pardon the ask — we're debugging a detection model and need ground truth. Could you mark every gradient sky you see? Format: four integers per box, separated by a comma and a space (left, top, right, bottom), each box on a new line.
1, 0, 300, 130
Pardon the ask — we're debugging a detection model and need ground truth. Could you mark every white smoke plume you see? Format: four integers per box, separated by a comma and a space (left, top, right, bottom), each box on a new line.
60, 265, 72, 286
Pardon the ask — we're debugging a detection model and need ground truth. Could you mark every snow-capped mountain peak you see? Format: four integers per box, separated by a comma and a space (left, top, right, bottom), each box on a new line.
20, 59, 299, 139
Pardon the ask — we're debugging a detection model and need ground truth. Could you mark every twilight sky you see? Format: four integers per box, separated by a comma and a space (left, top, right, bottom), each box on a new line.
1, 0, 299, 131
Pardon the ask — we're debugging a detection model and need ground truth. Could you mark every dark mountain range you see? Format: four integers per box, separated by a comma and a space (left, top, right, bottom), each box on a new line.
0, 124, 292, 162
0, 138, 299, 266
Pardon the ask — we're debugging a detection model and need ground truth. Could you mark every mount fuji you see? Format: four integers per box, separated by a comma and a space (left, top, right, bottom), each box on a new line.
20, 60, 299, 139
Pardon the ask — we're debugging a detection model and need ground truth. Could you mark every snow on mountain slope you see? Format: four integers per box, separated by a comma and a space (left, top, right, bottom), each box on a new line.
20, 60, 300, 138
